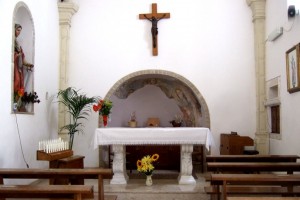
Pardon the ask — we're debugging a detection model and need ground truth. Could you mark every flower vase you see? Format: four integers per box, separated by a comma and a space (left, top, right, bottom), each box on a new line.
102, 115, 108, 127
145, 175, 153, 186
18, 104, 27, 112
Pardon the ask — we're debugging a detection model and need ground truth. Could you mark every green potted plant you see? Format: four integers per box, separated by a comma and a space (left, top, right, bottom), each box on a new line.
57, 87, 98, 149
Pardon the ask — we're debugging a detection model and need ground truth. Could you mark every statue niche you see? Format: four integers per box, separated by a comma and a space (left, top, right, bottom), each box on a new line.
12, 2, 38, 113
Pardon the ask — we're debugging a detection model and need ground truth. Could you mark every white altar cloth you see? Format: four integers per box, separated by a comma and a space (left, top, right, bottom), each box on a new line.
93, 127, 212, 150
93, 127, 213, 185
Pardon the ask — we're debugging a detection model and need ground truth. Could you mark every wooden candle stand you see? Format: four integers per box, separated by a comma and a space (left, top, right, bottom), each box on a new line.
37, 150, 73, 162
37, 150, 85, 184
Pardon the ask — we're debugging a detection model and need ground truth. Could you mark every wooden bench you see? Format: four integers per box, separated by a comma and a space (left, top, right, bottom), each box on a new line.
0, 168, 113, 200
207, 162, 300, 174
54, 155, 86, 184
0, 185, 93, 200
227, 197, 300, 200
206, 174, 300, 200
206, 155, 300, 163
205, 185, 300, 200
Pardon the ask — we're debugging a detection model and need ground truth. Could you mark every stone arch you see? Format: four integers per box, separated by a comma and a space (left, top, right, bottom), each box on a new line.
12, 1, 35, 113
105, 69, 210, 128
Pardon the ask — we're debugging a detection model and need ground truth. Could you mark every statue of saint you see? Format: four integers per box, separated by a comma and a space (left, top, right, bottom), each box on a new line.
14, 24, 34, 101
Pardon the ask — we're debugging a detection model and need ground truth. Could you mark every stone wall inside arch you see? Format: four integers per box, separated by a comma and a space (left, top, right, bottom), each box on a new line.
105, 69, 210, 128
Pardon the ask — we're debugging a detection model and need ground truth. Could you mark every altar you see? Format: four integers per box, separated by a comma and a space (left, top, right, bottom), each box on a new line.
93, 127, 212, 185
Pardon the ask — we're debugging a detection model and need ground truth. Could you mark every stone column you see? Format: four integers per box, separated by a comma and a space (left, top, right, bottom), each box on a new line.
178, 144, 196, 185
110, 145, 128, 184
57, 1, 78, 135
247, 0, 269, 154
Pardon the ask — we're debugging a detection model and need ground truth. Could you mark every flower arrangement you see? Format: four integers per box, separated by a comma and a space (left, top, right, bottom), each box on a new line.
14, 88, 40, 112
93, 99, 113, 127
128, 111, 137, 127
21, 91, 41, 104
130, 111, 136, 121
93, 99, 113, 116
137, 154, 159, 176
14, 88, 24, 103
170, 114, 183, 127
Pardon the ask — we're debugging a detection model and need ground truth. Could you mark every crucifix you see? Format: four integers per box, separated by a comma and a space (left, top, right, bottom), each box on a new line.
139, 3, 170, 56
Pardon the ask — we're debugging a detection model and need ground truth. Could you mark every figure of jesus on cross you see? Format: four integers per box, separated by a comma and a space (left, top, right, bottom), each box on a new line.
139, 3, 170, 56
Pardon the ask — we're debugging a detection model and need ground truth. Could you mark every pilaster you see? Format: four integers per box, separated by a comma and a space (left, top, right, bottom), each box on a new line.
247, 0, 269, 154
57, 1, 79, 135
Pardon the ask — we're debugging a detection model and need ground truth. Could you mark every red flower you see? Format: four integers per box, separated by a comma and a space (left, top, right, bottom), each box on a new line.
98, 100, 104, 106
93, 99, 112, 115
18, 88, 24, 97
93, 104, 99, 112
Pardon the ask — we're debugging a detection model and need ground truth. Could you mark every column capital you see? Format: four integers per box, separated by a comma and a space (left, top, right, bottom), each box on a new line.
247, 0, 266, 21
58, 2, 79, 26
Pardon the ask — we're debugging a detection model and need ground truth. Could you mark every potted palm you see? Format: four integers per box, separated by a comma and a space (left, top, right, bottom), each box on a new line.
57, 87, 98, 149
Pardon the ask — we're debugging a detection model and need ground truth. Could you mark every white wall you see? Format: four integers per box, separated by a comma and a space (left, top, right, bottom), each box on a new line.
109, 85, 182, 127
0, 0, 266, 170
69, 0, 256, 163
0, 0, 59, 173
0, 0, 297, 170
266, 1, 300, 155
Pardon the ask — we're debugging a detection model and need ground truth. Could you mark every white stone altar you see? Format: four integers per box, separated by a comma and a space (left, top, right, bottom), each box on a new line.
93, 127, 212, 185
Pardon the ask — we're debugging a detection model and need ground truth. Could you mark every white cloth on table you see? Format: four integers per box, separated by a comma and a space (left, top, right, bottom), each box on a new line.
93, 127, 212, 150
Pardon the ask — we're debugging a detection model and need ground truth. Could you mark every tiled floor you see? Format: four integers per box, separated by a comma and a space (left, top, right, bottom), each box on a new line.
28, 170, 210, 200
99, 171, 210, 200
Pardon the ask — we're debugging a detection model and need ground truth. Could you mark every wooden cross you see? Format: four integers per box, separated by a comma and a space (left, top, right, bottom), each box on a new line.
139, 3, 170, 56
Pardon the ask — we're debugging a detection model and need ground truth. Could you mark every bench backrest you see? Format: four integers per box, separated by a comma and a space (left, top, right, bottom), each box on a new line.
0, 185, 94, 199
0, 168, 112, 200
207, 162, 300, 173
0, 168, 113, 179
210, 173, 300, 185
209, 174, 300, 200
206, 155, 300, 162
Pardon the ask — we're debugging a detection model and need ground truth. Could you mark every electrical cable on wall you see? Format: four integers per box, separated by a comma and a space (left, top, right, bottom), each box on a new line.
283, 17, 296, 32
14, 111, 29, 168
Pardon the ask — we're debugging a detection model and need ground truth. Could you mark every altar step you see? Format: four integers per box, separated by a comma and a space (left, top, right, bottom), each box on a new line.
103, 172, 210, 200
105, 192, 209, 200
27, 171, 209, 200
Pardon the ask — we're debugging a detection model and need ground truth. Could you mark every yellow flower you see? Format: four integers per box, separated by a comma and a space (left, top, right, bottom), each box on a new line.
137, 160, 142, 170
136, 154, 159, 176
151, 154, 159, 161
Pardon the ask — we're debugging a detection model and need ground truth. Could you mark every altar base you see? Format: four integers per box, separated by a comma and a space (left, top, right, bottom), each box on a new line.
93, 127, 212, 185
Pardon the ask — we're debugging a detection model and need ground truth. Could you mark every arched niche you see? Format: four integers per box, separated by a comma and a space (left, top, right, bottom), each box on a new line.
12, 2, 36, 113
105, 69, 210, 128
97, 70, 210, 167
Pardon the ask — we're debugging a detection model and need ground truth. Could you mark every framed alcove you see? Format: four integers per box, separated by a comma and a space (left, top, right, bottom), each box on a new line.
265, 76, 281, 140
12, 2, 37, 114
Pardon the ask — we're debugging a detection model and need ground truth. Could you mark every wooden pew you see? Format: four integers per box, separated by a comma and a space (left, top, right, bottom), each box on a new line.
227, 197, 300, 200
0, 185, 93, 200
207, 174, 300, 200
206, 155, 300, 163
207, 162, 300, 174
0, 168, 113, 200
